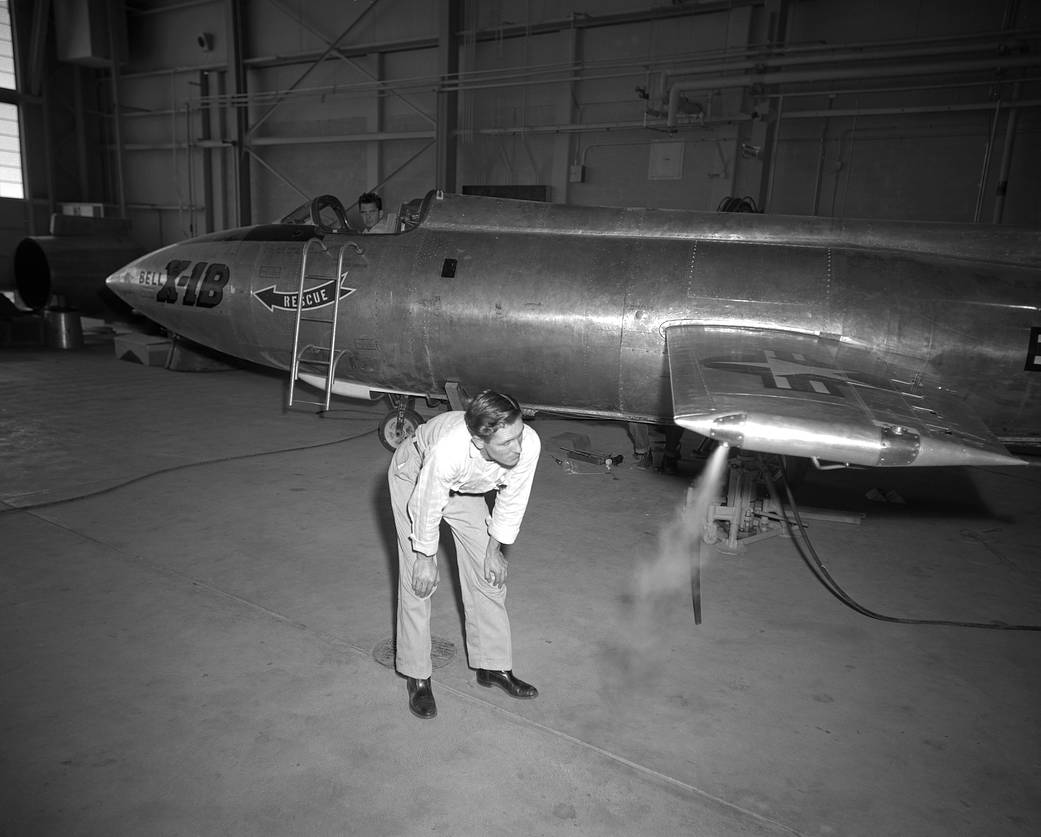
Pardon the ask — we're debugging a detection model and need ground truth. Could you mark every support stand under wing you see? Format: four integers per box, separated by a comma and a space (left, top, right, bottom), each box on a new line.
704, 455, 863, 554
685, 452, 863, 623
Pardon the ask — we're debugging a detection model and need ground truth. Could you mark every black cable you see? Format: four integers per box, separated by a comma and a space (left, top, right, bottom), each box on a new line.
716, 195, 761, 213
764, 455, 1041, 631
0, 424, 376, 516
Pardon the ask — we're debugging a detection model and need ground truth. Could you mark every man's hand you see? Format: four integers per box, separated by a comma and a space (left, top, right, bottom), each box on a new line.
412, 554, 439, 598
484, 542, 508, 589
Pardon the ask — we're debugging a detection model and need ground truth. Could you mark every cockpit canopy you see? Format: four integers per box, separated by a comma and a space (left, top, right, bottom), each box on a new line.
277, 193, 431, 235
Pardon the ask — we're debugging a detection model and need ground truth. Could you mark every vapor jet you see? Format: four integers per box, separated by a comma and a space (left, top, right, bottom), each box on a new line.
104, 190, 1040, 470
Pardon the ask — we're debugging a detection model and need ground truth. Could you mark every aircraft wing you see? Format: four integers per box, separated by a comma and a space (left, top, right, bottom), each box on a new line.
665, 324, 1025, 467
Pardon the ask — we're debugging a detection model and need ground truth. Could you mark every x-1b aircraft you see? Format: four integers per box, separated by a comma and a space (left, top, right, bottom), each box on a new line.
105, 189, 1040, 468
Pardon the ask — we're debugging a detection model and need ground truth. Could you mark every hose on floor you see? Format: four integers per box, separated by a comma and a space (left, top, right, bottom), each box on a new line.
764, 455, 1041, 632
0, 422, 376, 515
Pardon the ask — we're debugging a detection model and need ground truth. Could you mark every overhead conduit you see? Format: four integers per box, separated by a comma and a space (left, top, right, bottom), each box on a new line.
665, 51, 1041, 126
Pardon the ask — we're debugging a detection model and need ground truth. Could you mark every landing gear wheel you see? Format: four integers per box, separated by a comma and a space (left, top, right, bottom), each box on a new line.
378, 408, 425, 452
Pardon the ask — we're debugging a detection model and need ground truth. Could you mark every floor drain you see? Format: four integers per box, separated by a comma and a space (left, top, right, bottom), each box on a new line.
372, 636, 456, 669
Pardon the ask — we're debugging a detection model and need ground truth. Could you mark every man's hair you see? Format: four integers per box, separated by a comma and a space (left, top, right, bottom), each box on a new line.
464, 390, 522, 439
358, 191, 382, 211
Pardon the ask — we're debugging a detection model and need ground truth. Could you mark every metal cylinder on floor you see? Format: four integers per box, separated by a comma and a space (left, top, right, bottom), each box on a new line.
44, 307, 84, 350
13, 234, 143, 318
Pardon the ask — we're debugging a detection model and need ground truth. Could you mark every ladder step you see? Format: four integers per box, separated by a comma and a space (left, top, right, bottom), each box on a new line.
288, 240, 348, 413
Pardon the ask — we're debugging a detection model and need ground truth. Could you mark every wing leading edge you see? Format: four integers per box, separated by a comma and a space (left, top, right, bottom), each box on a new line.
665, 324, 1025, 468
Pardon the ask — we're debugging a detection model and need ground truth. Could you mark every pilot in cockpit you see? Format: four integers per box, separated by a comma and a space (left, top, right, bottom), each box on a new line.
358, 191, 399, 234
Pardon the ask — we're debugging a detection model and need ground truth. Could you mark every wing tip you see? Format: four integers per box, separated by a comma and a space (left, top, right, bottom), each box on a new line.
677, 413, 1028, 468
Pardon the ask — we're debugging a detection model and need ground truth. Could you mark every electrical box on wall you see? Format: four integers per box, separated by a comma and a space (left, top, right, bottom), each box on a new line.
568, 164, 585, 183
648, 142, 684, 180
60, 202, 104, 218
54, 0, 128, 67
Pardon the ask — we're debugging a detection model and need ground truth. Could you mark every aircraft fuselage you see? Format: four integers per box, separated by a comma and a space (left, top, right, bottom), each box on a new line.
106, 192, 1040, 444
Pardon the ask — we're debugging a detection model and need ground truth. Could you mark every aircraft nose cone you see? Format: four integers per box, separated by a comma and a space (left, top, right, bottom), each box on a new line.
105, 265, 128, 294
104, 254, 162, 318
105, 256, 146, 305
106, 263, 134, 290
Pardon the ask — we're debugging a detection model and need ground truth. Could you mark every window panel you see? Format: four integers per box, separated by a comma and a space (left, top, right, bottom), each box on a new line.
0, 102, 21, 198
0, 2, 22, 198
0, 2, 11, 90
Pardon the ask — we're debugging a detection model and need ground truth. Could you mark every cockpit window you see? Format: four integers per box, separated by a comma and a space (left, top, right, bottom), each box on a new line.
309, 195, 352, 234
278, 191, 434, 234
279, 201, 313, 225
399, 198, 426, 232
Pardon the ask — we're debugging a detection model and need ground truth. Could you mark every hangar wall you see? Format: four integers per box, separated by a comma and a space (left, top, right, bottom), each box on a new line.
4, 0, 1040, 272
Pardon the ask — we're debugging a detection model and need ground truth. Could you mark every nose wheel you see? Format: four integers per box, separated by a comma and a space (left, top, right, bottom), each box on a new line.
378, 396, 425, 451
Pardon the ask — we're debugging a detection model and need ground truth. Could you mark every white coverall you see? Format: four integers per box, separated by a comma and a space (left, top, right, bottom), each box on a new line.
388, 411, 540, 679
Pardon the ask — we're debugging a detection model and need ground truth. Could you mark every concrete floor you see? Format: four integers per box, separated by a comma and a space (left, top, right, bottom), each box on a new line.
2, 324, 1040, 837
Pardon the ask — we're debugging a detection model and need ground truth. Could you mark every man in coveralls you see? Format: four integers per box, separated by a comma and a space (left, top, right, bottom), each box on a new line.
388, 390, 542, 719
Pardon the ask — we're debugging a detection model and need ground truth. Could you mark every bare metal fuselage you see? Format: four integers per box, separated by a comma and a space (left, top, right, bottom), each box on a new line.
106, 192, 1040, 445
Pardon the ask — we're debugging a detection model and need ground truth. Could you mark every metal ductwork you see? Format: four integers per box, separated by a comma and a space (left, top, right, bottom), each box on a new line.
14, 235, 144, 318
666, 52, 1041, 127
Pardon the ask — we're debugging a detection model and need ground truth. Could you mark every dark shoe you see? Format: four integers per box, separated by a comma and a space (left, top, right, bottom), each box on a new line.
633, 450, 652, 470
406, 677, 437, 719
476, 669, 538, 699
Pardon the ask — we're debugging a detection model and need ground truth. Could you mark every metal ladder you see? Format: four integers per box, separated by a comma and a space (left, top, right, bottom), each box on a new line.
288, 238, 348, 412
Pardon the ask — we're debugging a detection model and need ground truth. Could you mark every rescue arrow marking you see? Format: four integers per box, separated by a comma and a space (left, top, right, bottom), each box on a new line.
253, 276, 355, 312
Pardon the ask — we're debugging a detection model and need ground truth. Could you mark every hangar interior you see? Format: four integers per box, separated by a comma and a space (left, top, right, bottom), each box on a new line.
2, 2, 1040, 836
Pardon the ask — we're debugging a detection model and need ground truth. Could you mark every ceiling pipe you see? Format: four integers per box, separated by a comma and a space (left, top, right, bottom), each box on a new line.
656, 37, 1035, 88
778, 98, 1041, 119
974, 98, 1003, 222
667, 52, 1041, 126
118, 129, 435, 152
475, 113, 752, 136
992, 82, 1022, 224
